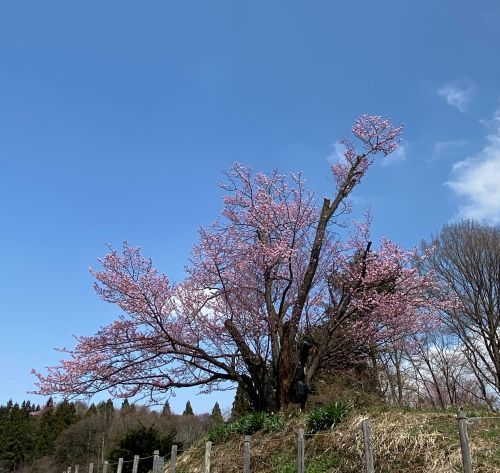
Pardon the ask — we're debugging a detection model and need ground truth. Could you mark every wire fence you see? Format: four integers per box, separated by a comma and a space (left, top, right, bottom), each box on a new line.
62, 410, 500, 473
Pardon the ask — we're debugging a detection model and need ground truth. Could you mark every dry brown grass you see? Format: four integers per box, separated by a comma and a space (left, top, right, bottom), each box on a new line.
171, 409, 500, 473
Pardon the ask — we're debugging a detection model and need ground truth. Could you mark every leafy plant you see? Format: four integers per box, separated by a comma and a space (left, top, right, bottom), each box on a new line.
306, 454, 341, 472
306, 401, 348, 434
263, 412, 285, 433
207, 423, 233, 444
270, 452, 296, 473
234, 412, 267, 435
207, 411, 283, 443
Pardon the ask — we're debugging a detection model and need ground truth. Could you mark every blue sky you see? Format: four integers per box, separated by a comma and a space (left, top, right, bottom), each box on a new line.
1, 1, 499, 414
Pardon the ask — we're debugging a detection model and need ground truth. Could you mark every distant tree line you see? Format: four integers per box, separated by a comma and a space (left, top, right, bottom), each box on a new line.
0, 398, 223, 473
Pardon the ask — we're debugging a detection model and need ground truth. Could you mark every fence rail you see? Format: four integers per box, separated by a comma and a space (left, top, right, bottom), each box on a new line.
62, 411, 499, 473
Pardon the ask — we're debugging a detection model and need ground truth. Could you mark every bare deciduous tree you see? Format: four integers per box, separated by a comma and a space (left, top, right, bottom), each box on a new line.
423, 220, 500, 401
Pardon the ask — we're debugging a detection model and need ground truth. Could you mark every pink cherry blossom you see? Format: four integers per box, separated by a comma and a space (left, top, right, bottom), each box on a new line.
33, 116, 448, 411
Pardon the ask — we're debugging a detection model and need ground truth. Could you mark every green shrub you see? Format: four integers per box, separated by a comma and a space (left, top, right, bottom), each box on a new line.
207, 423, 233, 444
263, 412, 285, 433
207, 411, 285, 443
306, 401, 348, 434
234, 412, 267, 435
270, 452, 296, 473
305, 454, 341, 472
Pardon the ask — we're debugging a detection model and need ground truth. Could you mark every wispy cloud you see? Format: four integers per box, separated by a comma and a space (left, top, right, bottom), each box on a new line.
381, 144, 406, 167
327, 141, 407, 167
434, 139, 468, 157
446, 109, 500, 223
437, 81, 476, 113
326, 141, 346, 164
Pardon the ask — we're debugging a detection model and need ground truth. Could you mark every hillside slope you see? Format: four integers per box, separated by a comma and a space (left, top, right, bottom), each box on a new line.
173, 408, 500, 473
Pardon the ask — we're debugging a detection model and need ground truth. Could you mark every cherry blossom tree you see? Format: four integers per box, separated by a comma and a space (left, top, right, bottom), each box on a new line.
34, 116, 447, 412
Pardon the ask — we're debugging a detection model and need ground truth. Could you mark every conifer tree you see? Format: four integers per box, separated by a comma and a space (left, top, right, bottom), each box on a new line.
120, 398, 135, 415
98, 399, 115, 423
230, 385, 253, 419
210, 402, 223, 424
182, 401, 194, 416
161, 401, 171, 416
108, 426, 176, 473
0, 400, 34, 470
86, 403, 98, 417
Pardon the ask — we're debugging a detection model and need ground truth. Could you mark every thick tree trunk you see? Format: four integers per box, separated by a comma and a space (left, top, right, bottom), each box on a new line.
276, 336, 315, 410
288, 341, 314, 408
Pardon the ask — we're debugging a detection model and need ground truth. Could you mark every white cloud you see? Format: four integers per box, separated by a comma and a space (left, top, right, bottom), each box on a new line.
426, 139, 468, 164
381, 144, 407, 167
446, 110, 500, 223
327, 141, 407, 167
326, 141, 346, 164
434, 139, 468, 157
437, 82, 476, 113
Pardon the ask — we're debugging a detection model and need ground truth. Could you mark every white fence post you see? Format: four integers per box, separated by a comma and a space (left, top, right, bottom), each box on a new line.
362, 419, 375, 473
457, 409, 473, 473
157, 456, 165, 472
169, 445, 177, 473
153, 450, 160, 472
243, 435, 251, 473
204, 441, 212, 473
132, 455, 139, 473
297, 428, 305, 473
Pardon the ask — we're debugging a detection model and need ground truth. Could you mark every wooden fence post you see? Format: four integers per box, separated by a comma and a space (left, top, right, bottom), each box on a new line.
362, 419, 375, 473
457, 409, 473, 473
204, 441, 212, 473
88, 463, 94, 473
297, 428, 305, 473
243, 435, 251, 473
117, 458, 124, 473
157, 456, 165, 472
102, 461, 108, 473
153, 450, 160, 473
132, 455, 139, 473
169, 445, 177, 473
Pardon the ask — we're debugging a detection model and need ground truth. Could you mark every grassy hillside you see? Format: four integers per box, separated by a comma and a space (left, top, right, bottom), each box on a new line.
173, 407, 500, 473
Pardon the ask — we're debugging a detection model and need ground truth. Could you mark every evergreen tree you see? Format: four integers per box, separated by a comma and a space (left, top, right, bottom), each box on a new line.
230, 385, 253, 420
182, 401, 194, 416
210, 402, 224, 424
34, 400, 57, 457
120, 398, 135, 415
55, 399, 78, 429
86, 403, 98, 417
161, 401, 171, 416
98, 399, 115, 423
105, 399, 115, 415
34, 399, 79, 459
107, 426, 177, 473
0, 400, 34, 471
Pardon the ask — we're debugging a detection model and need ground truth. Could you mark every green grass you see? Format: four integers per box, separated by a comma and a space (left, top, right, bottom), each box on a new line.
269, 451, 342, 473
305, 401, 348, 434
207, 411, 286, 444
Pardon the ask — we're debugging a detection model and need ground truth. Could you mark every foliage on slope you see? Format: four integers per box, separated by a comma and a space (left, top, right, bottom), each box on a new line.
173, 407, 500, 473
